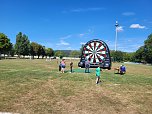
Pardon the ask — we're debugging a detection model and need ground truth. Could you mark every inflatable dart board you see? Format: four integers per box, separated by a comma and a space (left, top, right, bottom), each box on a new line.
78, 39, 111, 70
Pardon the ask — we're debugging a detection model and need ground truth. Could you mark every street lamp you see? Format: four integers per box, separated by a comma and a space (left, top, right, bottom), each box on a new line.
115, 21, 119, 51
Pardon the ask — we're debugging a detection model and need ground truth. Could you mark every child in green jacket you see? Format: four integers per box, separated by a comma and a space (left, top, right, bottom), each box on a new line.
96, 65, 101, 84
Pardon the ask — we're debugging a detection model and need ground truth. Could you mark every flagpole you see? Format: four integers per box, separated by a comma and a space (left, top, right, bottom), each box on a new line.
115, 21, 119, 51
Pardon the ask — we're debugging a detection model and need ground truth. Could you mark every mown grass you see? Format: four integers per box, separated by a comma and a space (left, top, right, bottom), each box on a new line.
0, 59, 152, 114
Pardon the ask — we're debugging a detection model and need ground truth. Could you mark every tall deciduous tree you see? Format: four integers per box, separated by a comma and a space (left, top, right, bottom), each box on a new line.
15, 32, 22, 57
37, 44, 42, 59
135, 33, 152, 63
135, 46, 144, 62
15, 32, 30, 58
0, 33, 12, 59
144, 34, 152, 63
46, 48, 54, 58
55, 50, 66, 59
41, 46, 46, 59
30, 42, 39, 59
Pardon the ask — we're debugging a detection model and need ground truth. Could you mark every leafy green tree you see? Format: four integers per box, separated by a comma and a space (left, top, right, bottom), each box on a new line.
123, 52, 135, 62
9, 45, 15, 57
134, 33, 152, 63
0, 33, 12, 59
30, 42, 39, 59
143, 34, 152, 63
55, 51, 66, 59
41, 46, 46, 59
70, 50, 80, 57
15, 32, 22, 57
80, 44, 84, 57
22, 34, 30, 56
15, 32, 30, 58
129, 52, 136, 62
46, 48, 54, 58
4, 43, 13, 57
37, 44, 42, 59
110, 50, 123, 62
134, 46, 144, 62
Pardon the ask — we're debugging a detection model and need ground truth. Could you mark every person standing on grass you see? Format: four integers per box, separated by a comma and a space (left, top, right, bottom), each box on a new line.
96, 65, 101, 84
59, 61, 61, 71
61, 59, 66, 73
85, 60, 90, 73
70, 62, 73, 73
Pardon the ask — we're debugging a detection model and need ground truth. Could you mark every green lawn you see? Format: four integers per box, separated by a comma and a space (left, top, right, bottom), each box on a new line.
0, 59, 152, 114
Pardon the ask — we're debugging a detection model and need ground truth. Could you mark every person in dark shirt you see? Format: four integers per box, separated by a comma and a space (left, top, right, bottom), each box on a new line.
70, 62, 73, 73
59, 61, 61, 71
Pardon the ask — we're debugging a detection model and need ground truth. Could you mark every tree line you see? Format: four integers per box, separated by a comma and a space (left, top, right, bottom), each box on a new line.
0, 32, 81, 59
0, 32, 152, 64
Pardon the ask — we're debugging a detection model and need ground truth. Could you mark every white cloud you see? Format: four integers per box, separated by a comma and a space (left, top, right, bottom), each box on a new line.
130, 24, 145, 29
60, 35, 72, 40
67, 47, 72, 50
56, 40, 69, 46
80, 42, 86, 45
79, 34, 85, 37
122, 12, 135, 16
62, 7, 105, 13
116, 26, 124, 32
71, 7, 105, 13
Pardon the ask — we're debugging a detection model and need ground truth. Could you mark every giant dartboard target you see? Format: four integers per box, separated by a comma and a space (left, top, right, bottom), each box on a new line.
78, 39, 111, 69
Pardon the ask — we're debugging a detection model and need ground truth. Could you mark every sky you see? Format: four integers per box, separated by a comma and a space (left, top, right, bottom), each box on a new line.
0, 0, 152, 52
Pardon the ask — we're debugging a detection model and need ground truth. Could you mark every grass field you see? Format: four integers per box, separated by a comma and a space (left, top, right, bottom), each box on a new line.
0, 59, 152, 114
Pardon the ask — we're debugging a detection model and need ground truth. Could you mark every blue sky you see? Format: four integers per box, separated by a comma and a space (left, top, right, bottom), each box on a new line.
0, 0, 152, 52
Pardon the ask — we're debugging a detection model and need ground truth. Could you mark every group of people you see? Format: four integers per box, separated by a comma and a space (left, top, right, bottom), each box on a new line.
59, 59, 73, 73
58, 59, 101, 84
58, 59, 126, 85
115, 65, 126, 75
59, 59, 91, 73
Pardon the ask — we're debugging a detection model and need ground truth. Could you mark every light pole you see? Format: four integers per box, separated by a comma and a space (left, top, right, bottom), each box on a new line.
115, 21, 119, 51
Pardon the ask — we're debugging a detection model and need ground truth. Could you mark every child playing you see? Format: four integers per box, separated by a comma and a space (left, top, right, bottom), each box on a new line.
96, 65, 101, 84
